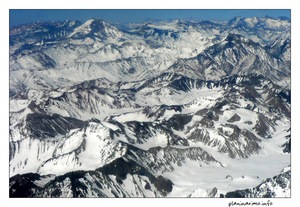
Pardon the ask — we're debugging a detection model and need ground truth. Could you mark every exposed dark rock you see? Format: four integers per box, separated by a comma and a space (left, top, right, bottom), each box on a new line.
10, 156, 174, 197
25, 113, 85, 138
282, 134, 291, 153
195, 108, 209, 116
196, 108, 220, 121
207, 187, 218, 197
225, 124, 241, 140
148, 146, 222, 168
225, 175, 233, 180
240, 85, 261, 102
199, 117, 214, 128
254, 114, 275, 138
153, 175, 173, 196
205, 111, 219, 121
267, 95, 291, 118
98, 157, 149, 180
223, 189, 252, 198
228, 113, 241, 123
244, 121, 253, 125
188, 122, 261, 158
9, 173, 42, 197
124, 121, 189, 147
165, 114, 193, 131
278, 90, 291, 104
187, 128, 210, 143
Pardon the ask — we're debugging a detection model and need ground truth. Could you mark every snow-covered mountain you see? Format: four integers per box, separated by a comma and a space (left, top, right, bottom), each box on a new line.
9, 16, 291, 197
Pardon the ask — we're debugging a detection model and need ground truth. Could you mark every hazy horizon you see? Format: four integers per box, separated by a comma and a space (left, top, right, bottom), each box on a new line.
10, 9, 290, 27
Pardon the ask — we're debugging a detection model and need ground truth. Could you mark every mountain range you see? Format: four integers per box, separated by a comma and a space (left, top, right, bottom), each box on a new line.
9, 16, 291, 198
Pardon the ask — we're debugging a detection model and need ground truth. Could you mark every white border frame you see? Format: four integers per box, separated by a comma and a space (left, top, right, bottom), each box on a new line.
2, 1, 299, 207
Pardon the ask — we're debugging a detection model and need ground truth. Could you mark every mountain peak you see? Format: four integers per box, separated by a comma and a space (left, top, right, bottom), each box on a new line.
224, 33, 258, 46
84, 18, 106, 27
225, 33, 244, 41
68, 18, 123, 40
69, 18, 106, 36
228, 16, 243, 26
